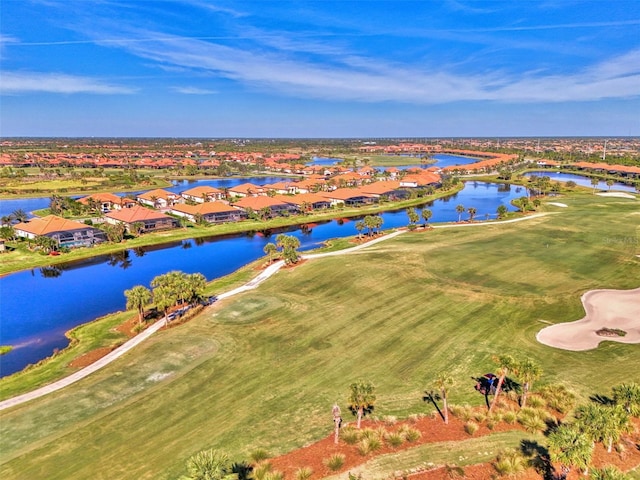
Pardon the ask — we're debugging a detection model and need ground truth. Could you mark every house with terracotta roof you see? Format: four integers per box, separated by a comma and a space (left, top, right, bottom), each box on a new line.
233, 196, 298, 217
273, 193, 331, 211
78, 192, 136, 212
227, 183, 265, 198
169, 202, 246, 223
181, 186, 225, 203
359, 180, 407, 199
137, 189, 180, 209
105, 206, 176, 232
317, 188, 377, 207
14, 215, 106, 247
262, 182, 298, 195
399, 172, 441, 188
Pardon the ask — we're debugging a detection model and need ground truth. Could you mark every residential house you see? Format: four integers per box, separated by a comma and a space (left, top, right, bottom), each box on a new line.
137, 188, 180, 209
78, 192, 136, 212
169, 202, 246, 223
359, 180, 407, 200
272, 193, 331, 212
233, 196, 298, 217
181, 186, 225, 203
227, 183, 265, 198
105, 205, 176, 232
14, 215, 106, 247
317, 188, 377, 207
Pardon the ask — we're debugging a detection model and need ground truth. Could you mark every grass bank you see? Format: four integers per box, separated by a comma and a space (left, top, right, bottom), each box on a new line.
0, 193, 638, 479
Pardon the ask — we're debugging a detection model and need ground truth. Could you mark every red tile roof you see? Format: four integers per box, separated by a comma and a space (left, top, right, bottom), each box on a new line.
105, 205, 173, 223
14, 215, 93, 235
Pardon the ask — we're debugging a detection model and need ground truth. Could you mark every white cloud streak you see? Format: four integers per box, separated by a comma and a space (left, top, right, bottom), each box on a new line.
171, 86, 218, 95
105, 31, 640, 104
0, 72, 136, 95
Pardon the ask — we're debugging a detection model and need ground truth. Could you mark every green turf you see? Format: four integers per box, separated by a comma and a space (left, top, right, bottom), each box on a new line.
0, 193, 638, 479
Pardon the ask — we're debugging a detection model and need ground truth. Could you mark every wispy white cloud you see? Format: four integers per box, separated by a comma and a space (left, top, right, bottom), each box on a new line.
0, 72, 136, 95
101, 29, 640, 104
171, 86, 218, 95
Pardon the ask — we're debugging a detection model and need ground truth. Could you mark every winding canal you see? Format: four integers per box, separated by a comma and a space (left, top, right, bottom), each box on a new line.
1, 181, 528, 376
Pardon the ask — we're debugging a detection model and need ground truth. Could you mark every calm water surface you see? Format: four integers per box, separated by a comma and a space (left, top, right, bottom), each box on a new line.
524, 171, 638, 193
0, 181, 527, 376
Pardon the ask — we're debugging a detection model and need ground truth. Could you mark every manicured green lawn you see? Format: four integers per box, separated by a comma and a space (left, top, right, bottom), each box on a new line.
0, 194, 638, 479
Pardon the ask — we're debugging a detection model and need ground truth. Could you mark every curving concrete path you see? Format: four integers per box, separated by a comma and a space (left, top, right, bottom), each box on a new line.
0, 213, 553, 411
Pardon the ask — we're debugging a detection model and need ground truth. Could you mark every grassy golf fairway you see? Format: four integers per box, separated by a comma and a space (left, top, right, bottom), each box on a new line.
1, 194, 638, 479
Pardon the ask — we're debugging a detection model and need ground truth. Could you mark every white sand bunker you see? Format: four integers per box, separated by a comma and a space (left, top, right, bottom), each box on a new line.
596, 192, 637, 199
547, 202, 568, 207
537, 287, 640, 351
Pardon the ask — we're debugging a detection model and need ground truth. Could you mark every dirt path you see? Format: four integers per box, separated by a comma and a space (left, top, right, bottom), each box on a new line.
0, 213, 554, 411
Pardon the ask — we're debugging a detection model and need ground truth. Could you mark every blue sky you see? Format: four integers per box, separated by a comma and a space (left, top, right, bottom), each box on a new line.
1, 0, 639, 137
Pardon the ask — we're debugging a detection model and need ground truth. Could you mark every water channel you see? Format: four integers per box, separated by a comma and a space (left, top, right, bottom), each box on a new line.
0, 181, 528, 376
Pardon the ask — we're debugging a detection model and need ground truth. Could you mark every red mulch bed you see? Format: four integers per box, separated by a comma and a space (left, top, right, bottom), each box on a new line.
68, 315, 139, 368
268, 415, 640, 480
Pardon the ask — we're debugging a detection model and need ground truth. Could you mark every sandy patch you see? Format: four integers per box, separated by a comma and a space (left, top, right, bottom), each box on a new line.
537, 287, 640, 351
546, 202, 568, 207
596, 192, 637, 199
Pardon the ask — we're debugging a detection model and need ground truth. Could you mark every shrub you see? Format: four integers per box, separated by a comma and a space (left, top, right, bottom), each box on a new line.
590, 465, 631, 480
250, 448, 270, 463
539, 384, 576, 414
517, 407, 548, 434
526, 395, 546, 409
295, 467, 313, 480
403, 427, 422, 442
407, 413, 420, 423
252, 462, 273, 480
324, 453, 346, 472
341, 427, 360, 445
464, 422, 479, 435
444, 464, 465, 478
357, 437, 382, 456
450, 404, 474, 421
385, 432, 404, 447
382, 415, 398, 425
502, 411, 518, 424
493, 448, 528, 477
473, 412, 486, 423
360, 428, 380, 441
263, 472, 284, 480
506, 390, 520, 403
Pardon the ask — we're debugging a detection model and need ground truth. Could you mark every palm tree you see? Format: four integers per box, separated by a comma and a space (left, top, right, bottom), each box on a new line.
355, 220, 365, 240
433, 373, 454, 424
612, 382, 640, 415
407, 207, 419, 228
496, 204, 508, 219
455, 204, 465, 222
576, 403, 632, 453
276, 234, 301, 265
124, 285, 152, 325
348, 380, 376, 428
467, 207, 477, 222
263, 242, 277, 264
363, 215, 377, 237
489, 354, 517, 413
548, 424, 593, 477
11, 209, 28, 223
606, 179, 614, 191
590, 177, 600, 193
182, 449, 237, 480
515, 358, 542, 408
590, 465, 631, 480
421, 208, 432, 228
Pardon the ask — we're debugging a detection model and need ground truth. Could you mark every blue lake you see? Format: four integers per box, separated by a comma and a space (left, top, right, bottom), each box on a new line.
0, 181, 527, 376
524, 171, 638, 193
306, 153, 480, 170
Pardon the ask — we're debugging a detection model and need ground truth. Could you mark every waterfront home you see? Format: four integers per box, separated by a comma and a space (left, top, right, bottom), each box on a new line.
359, 180, 406, 199
169, 202, 246, 223
104, 205, 176, 233
181, 186, 225, 203
262, 182, 298, 195
272, 193, 331, 211
317, 188, 377, 207
399, 171, 441, 188
78, 192, 137, 212
233, 196, 298, 217
227, 183, 265, 198
14, 215, 106, 247
137, 189, 180, 209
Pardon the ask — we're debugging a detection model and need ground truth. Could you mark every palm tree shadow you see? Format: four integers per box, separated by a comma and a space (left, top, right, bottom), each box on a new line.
232, 461, 253, 480
589, 393, 614, 406
520, 439, 556, 480
423, 390, 444, 421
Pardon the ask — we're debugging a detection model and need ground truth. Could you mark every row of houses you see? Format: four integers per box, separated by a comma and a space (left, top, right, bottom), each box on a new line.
12, 173, 442, 249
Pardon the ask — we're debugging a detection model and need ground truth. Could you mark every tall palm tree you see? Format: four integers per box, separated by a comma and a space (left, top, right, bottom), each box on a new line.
407, 208, 419, 227
489, 354, 516, 413
433, 373, 454, 424
421, 208, 432, 228
11, 209, 28, 223
263, 242, 277, 264
355, 220, 365, 240
124, 285, 152, 325
455, 204, 465, 222
467, 207, 477, 222
576, 404, 632, 453
348, 380, 376, 428
548, 424, 593, 477
515, 358, 542, 408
